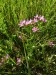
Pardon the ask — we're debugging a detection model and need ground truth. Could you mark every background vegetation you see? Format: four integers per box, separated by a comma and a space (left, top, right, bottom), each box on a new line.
0, 0, 56, 75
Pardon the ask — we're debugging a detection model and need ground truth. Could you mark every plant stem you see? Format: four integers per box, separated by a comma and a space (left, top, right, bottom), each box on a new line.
23, 41, 31, 75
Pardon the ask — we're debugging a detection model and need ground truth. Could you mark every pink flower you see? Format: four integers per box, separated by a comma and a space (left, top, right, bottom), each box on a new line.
39, 16, 44, 20
19, 20, 26, 27
31, 18, 38, 24
17, 58, 21, 65
34, 14, 41, 20
32, 27, 39, 32
33, 18, 38, 23
48, 41, 55, 46
39, 16, 47, 22
43, 18, 47, 22
34, 15, 47, 22
25, 19, 32, 25
34, 14, 38, 19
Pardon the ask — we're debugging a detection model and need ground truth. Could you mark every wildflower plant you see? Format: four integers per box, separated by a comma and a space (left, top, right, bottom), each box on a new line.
18, 14, 47, 75
0, 0, 56, 75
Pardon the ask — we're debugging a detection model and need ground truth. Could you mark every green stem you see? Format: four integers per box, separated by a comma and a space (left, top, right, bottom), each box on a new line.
9, 57, 16, 65
23, 41, 31, 75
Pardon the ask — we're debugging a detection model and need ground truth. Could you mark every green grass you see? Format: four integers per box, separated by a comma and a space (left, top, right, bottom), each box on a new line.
0, 0, 56, 75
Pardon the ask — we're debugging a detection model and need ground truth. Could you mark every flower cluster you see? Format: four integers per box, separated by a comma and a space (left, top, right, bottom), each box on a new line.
19, 14, 47, 32
34, 14, 47, 22
19, 14, 46, 27
19, 19, 37, 27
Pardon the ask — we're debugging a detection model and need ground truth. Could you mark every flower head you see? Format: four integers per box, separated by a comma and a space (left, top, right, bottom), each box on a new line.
19, 20, 26, 27
48, 41, 55, 46
34, 14, 38, 19
39, 16, 47, 22
34, 15, 47, 22
32, 27, 39, 32
33, 18, 38, 23
16, 58, 21, 65
43, 18, 47, 22
25, 19, 32, 25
